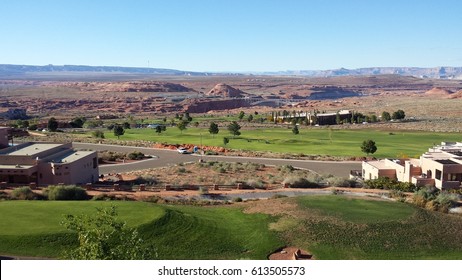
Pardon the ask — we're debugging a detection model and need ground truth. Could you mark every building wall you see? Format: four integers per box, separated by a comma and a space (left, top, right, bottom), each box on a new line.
0, 142, 98, 186
362, 162, 396, 180
37, 152, 98, 185
0, 127, 10, 149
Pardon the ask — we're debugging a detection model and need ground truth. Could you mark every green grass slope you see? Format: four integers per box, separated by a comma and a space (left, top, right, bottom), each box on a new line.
0, 201, 282, 259
290, 195, 462, 259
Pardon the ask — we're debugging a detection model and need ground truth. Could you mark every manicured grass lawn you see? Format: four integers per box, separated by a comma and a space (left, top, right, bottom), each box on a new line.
291, 195, 462, 259
139, 205, 282, 259
98, 126, 461, 158
0, 201, 164, 235
2, 197, 462, 259
0, 201, 282, 259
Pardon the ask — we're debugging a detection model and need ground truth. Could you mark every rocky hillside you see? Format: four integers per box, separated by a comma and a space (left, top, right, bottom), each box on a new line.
206, 83, 247, 98
47, 81, 195, 93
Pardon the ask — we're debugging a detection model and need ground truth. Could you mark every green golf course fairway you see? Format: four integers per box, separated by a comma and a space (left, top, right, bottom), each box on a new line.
96, 127, 461, 158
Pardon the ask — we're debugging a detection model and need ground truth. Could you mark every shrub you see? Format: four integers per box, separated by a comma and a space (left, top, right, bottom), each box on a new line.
99, 151, 125, 162
132, 175, 157, 186
389, 190, 407, 202
233, 197, 243, 202
365, 177, 419, 192
205, 150, 218, 155
44, 185, 88, 200
91, 130, 105, 139
177, 167, 187, 174
434, 192, 458, 213
11, 187, 41, 200
198, 187, 209, 195
278, 165, 295, 173
0, 191, 9, 200
245, 179, 265, 189
283, 176, 320, 188
271, 194, 288, 199
127, 151, 145, 160
328, 177, 356, 187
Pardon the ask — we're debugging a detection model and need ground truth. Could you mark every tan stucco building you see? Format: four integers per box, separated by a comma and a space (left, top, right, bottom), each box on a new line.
0, 142, 98, 185
362, 142, 462, 190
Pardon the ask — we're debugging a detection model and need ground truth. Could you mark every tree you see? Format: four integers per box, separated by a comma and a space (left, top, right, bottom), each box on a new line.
92, 130, 105, 139
335, 112, 341, 125
238, 111, 245, 120
61, 205, 154, 260
69, 117, 86, 128
361, 139, 377, 156
392, 109, 405, 120
381, 111, 391, 121
184, 112, 192, 122
247, 114, 254, 122
209, 122, 219, 137
47, 117, 59, 132
292, 125, 299, 135
227, 121, 241, 137
113, 125, 125, 139
223, 137, 229, 146
155, 125, 163, 134
177, 120, 188, 134
122, 122, 131, 129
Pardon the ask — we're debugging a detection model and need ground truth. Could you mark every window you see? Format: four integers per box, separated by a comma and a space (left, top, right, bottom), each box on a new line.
435, 169, 442, 180
93, 157, 97, 169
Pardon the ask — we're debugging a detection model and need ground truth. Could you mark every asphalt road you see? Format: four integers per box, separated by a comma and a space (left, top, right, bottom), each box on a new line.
73, 142, 361, 177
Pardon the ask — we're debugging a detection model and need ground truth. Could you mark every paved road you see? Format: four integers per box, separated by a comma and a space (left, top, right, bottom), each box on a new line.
73, 142, 361, 177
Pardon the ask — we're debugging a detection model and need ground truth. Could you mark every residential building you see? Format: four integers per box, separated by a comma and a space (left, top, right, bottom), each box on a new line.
277, 110, 352, 125
361, 142, 462, 190
0, 142, 98, 185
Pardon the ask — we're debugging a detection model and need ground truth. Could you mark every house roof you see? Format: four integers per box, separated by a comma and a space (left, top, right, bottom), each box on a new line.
49, 150, 96, 164
3, 143, 63, 157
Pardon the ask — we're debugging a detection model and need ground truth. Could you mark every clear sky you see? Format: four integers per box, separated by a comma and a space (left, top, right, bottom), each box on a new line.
1, 0, 461, 72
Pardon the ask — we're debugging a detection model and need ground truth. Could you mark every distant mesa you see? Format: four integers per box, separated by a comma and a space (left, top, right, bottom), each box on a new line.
206, 83, 246, 98
42, 81, 194, 93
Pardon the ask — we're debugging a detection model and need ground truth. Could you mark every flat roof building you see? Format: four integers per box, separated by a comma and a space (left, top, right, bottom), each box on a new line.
0, 142, 98, 186
361, 142, 462, 190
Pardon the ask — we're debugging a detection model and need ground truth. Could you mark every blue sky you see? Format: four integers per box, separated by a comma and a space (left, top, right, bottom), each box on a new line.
1, 0, 461, 71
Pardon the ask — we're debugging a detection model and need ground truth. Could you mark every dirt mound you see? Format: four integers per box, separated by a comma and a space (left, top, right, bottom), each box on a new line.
448, 90, 462, 99
206, 83, 246, 98
425, 87, 453, 96
269, 247, 313, 260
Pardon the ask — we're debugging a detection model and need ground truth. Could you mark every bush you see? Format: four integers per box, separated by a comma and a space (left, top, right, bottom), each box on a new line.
127, 151, 145, 160
233, 197, 243, 202
132, 175, 158, 186
271, 194, 288, 199
389, 190, 407, 202
99, 151, 125, 162
283, 176, 320, 188
278, 165, 295, 173
365, 177, 419, 192
434, 192, 458, 213
44, 185, 88, 200
198, 187, 209, 195
177, 167, 187, 173
91, 130, 105, 139
328, 177, 356, 187
11, 187, 42, 200
205, 150, 218, 155
245, 179, 265, 189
